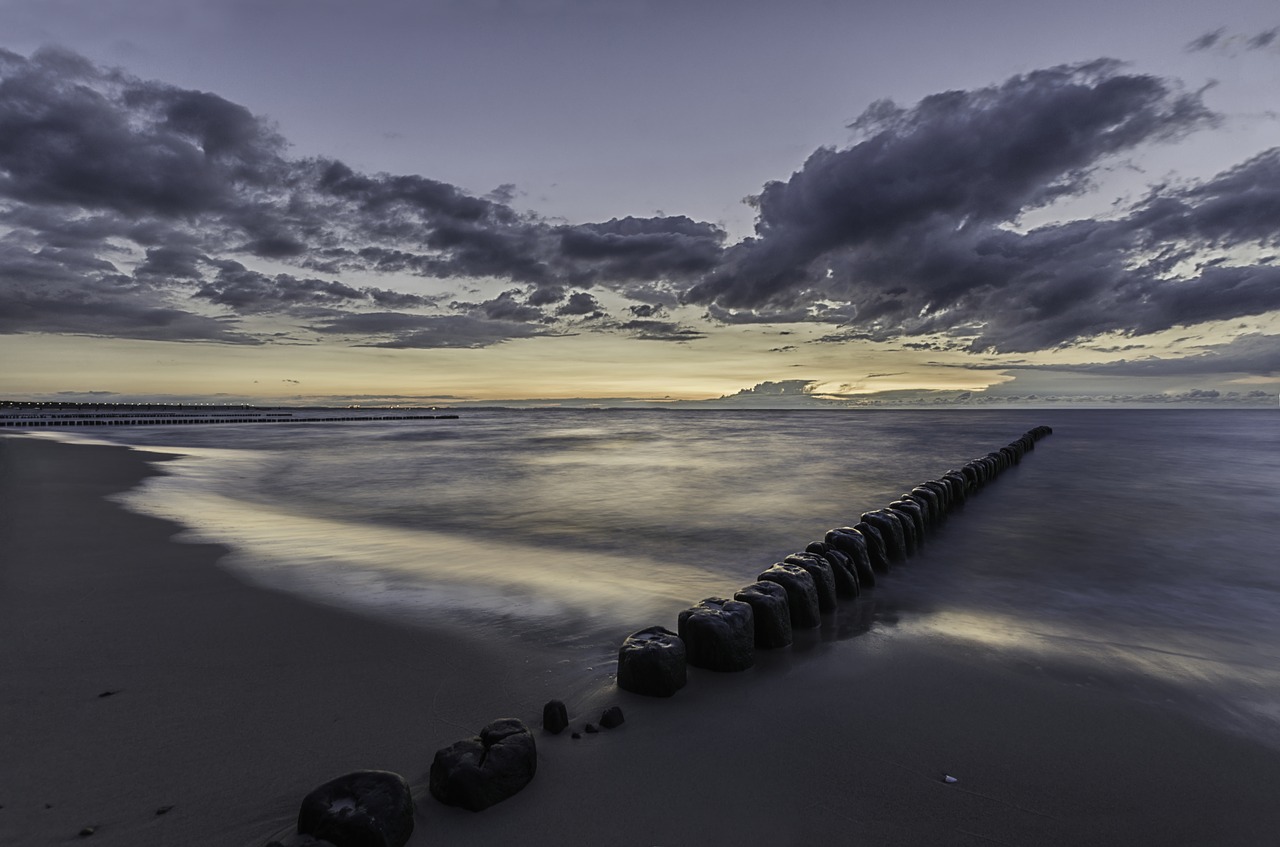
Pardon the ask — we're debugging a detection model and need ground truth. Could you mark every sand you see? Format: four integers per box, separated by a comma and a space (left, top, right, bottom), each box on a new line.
4, 434, 1280, 846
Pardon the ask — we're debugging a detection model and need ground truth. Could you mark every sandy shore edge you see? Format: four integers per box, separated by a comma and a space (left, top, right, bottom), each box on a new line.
4, 434, 1280, 846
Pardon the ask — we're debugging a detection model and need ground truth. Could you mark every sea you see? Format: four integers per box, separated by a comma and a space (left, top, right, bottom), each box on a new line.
24, 408, 1280, 746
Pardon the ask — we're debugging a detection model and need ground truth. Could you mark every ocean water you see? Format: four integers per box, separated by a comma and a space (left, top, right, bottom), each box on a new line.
36, 408, 1280, 743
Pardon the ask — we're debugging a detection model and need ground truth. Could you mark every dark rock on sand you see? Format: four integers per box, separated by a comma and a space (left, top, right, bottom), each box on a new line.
600, 706, 625, 729
298, 769, 414, 846
584, 723, 598, 734
429, 718, 537, 812
758, 563, 821, 629
733, 581, 793, 648
677, 597, 755, 671
542, 700, 569, 735
617, 626, 688, 697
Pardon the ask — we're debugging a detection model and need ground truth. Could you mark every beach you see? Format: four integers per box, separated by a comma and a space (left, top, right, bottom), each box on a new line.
4, 427, 1280, 846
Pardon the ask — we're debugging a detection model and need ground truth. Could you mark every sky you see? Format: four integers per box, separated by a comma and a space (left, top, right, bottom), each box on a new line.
0, 0, 1278, 407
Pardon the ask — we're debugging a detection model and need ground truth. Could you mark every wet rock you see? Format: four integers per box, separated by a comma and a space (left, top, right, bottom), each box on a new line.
758, 563, 821, 629
154, 805, 174, 816
783, 553, 837, 612
919, 481, 951, 515
822, 529, 874, 590
733, 581, 793, 648
600, 706, 625, 729
298, 770, 415, 845
677, 597, 756, 671
889, 500, 925, 549
853, 522, 888, 577
616, 626, 687, 697
542, 700, 569, 735
429, 718, 537, 812
806, 541, 860, 598
584, 723, 598, 734
942, 472, 969, 504
907, 489, 939, 529
860, 511, 905, 565
78, 826, 97, 838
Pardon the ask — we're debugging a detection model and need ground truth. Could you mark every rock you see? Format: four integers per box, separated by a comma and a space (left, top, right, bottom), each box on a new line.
600, 706, 625, 729
732, 581, 793, 648
758, 563, 821, 629
860, 511, 904, 566
616, 626, 687, 697
919, 481, 951, 515
824, 528, 875, 589
154, 805, 174, 816
298, 770, 415, 846
889, 500, 925, 550
429, 718, 537, 812
542, 700, 569, 735
806, 541, 860, 598
853, 522, 889, 577
907, 489, 938, 529
783, 553, 838, 612
584, 723, 598, 734
78, 826, 97, 838
677, 597, 755, 671
571, 732, 581, 740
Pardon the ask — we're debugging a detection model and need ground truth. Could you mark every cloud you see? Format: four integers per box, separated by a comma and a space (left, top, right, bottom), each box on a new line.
676, 61, 1280, 354
311, 312, 553, 348
970, 333, 1280, 377
1186, 26, 1279, 53
2, 47, 1280, 364
0, 47, 724, 346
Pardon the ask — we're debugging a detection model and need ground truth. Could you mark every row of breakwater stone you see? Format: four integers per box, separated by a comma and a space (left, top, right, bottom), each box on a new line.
616, 425, 1054, 694
261, 426, 1051, 845
1, 414, 458, 428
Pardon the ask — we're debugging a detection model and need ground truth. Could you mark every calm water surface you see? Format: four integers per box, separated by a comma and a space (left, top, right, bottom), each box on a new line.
45, 408, 1280, 743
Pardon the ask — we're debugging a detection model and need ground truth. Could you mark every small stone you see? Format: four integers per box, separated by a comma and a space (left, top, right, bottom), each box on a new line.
78, 826, 97, 837
584, 723, 599, 734
600, 706, 625, 729
571, 732, 582, 740
542, 699, 569, 734
97, 690, 119, 698
943, 774, 958, 784
155, 805, 174, 816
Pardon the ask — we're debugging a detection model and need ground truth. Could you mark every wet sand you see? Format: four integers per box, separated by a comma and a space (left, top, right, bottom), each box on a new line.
3, 434, 1280, 846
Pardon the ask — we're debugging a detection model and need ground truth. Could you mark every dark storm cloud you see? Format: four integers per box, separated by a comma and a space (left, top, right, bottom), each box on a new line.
0, 47, 724, 345
312, 313, 553, 349
5, 47, 1280, 357
557, 292, 603, 317
681, 60, 1280, 353
685, 60, 1212, 312
611, 319, 706, 341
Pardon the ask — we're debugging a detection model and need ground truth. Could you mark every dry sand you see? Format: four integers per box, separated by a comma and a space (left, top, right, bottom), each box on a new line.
3, 434, 1280, 846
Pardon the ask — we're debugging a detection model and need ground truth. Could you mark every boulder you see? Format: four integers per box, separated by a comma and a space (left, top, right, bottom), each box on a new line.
822, 529, 874, 589
758, 563, 821, 629
732, 582, 793, 648
783, 553, 837, 612
677, 597, 756, 672
542, 700, 569, 735
806, 541, 860, 598
429, 718, 537, 812
616, 626, 687, 697
297, 770, 414, 846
